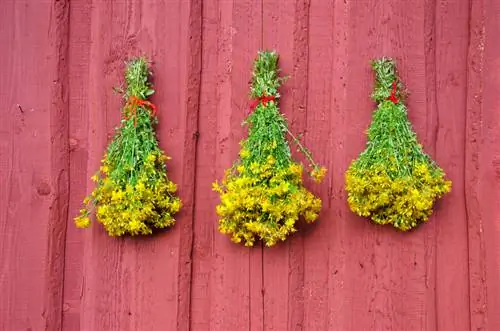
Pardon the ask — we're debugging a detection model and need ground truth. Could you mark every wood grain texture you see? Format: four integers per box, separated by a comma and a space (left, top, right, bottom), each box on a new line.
478, 0, 500, 329
433, 1, 470, 329
1, 1, 499, 330
75, 1, 201, 331
63, 1, 92, 330
0, 1, 70, 330
261, 1, 310, 330
465, 0, 488, 329
210, 1, 263, 329
333, 1, 433, 330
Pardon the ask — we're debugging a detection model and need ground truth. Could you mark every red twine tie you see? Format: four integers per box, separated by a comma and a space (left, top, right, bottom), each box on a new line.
123, 95, 158, 126
248, 94, 276, 114
387, 80, 399, 104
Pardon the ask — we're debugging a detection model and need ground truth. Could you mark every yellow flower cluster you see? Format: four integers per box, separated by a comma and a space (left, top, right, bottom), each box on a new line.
311, 166, 327, 183
75, 151, 181, 236
213, 149, 322, 247
345, 162, 451, 231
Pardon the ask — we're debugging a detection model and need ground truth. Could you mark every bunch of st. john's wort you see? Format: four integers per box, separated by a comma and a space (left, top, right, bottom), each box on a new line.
345, 57, 451, 231
74, 57, 181, 236
212, 51, 327, 247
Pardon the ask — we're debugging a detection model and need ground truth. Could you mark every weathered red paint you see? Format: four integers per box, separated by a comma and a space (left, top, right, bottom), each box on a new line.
1, 0, 499, 330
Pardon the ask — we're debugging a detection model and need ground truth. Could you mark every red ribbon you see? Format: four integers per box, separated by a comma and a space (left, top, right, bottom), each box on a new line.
387, 80, 399, 104
124, 95, 158, 126
248, 95, 276, 114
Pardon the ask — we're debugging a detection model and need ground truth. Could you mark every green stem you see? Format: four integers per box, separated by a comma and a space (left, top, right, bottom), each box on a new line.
286, 128, 318, 169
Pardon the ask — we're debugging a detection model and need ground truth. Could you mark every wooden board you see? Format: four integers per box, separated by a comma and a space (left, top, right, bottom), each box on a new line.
0, 0, 499, 330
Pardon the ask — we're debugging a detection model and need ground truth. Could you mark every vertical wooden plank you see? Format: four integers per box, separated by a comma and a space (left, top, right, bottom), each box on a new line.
433, 0, 471, 329
422, 0, 439, 329
326, 0, 351, 329
79, 3, 137, 329
133, 3, 182, 327
477, 0, 500, 328
332, 1, 433, 329
62, 1, 92, 330
302, 0, 334, 330
465, 0, 488, 329
45, 1, 71, 329
0, 1, 70, 330
191, 0, 265, 329
174, 0, 202, 329
285, 3, 310, 330
205, 1, 263, 330
79, 1, 200, 330
236, 2, 265, 330
189, 0, 220, 328
261, 0, 310, 330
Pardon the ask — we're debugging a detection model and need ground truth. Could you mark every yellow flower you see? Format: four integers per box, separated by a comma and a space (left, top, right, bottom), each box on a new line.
212, 181, 222, 193
111, 190, 125, 201
289, 163, 303, 177
126, 184, 133, 194
170, 199, 181, 213
100, 165, 109, 174
345, 161, 451, 231
239, 149, 250, 159
128, 220, 143, 233
75, 215, 91, 228
136, 181, 146, 193
311, 166, 327, 183
166, 181, 177, 193
214, 156, 322, 246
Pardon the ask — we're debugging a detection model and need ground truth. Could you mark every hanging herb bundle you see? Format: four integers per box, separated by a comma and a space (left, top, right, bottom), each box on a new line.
345, 57, 451, 231
74, 57, 182, 236
212, 51, 327, 247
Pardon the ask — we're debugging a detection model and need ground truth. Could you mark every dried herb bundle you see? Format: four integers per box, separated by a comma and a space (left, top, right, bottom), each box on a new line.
345, 57, 451, 231
213, 51, 326, 246
75, 57, 181, 236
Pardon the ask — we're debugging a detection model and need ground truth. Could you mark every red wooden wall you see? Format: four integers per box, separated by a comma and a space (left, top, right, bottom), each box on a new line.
1, 0, 500, 330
